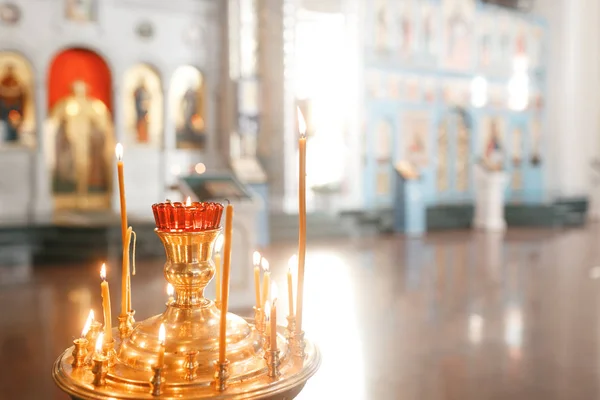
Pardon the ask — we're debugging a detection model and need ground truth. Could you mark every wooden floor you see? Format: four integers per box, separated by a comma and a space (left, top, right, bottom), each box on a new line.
2, 225, 600, 399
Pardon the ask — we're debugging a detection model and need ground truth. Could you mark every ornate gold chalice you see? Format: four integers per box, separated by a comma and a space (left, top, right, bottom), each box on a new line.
52, 202, 320, 399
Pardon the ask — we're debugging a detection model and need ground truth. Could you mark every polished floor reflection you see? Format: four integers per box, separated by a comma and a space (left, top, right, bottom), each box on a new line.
3, 226, 600, 399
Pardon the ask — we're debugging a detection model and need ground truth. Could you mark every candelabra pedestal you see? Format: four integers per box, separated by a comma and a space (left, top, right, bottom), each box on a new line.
52, 228, 320, 399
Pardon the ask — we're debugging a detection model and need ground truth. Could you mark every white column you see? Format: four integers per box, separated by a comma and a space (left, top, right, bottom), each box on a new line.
32, 80, 52, 217
536, 0, 600, 198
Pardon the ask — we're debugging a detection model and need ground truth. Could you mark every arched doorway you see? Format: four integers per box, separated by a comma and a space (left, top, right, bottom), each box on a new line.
47, 48, 114, 210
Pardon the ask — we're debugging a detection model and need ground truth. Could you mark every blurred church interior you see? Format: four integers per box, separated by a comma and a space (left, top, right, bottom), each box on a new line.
1, 0, 600, 398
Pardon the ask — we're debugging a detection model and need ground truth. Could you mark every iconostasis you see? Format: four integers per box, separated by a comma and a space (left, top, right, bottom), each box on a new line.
0, 0, 220, 219
362, 0, 546, 212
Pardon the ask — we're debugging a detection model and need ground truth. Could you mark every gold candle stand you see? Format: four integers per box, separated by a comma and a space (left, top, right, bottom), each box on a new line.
118, 310, 135, 339
53, 227, 320, 399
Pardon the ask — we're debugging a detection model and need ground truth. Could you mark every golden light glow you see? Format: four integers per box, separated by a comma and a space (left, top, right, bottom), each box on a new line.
100, 263, 106, 281
186, 196, 192, 207
297, 107, 307, 138
194, 162, 207, 174
215, 234, 225, 253
271, 282, 279, 303
264, 302, 271, 322
158, 323, 166, 346
166, 283, 174, 297
287, 254, 297, 273
81, 310, 94, 338
95, 332, 104, 353
253, 251, 261, 266
261, 257, 270, 272
115, 143, 123, 161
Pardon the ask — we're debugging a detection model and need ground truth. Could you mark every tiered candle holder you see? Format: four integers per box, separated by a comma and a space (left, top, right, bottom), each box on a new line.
52, 201, 320, 399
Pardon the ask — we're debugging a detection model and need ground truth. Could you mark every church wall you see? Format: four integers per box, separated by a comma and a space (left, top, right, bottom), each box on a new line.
0, 0, 225, 218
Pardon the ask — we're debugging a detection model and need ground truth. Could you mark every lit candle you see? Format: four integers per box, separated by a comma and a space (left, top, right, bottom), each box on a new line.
287, 255, 297, 317
81, 310, 94, 339
296, 108, 307, 333
166, 283, 174, 304
157, 323, 166, 367
261, 258, 270, 309
100, 263, 113, 343
219, 204, 234, 364
253, 251, 262, 310
115, 144, 129, 316
95, 332, 104, 355
270, 283, 278, 352
214, 233, 224, 306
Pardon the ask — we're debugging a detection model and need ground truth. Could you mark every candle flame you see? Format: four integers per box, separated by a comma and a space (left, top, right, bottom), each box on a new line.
100, 263, 106, 280
95, 332, 104, 353
287, 254, 298, 273
167, 283, 174, 297
81, 310, 94, 337
253, 251, 261, 266
297, 107, 307, 138
158, 323, 166, 345
215, 234, 225, 253
185, 196, 192, 207
261, 257, 270, 272
271, 281, 279, 303
264, 301, 271, 321
115, 143, 123, 161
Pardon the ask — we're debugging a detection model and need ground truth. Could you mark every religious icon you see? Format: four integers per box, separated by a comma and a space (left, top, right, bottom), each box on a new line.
375, 119, 393, 163
65, 0, 97, 22
375, 0, 389, 53
443, 0, 474, 70
511, 128, 523, 190
420, 3, 438, 59
133, 79, 150, 143
478, 15, 493, 69
0, 63, 25, 142
123, 63, 162, 146
396, 2, 414, 58
50, 81, 113, 209
436, 120, 449, 192
455, 110, 471, 192
170, 66, 206, 149
482, 117, 504, 171
402, 111, 429, 171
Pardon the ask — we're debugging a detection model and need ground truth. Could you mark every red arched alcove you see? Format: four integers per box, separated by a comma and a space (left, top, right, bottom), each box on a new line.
47, 48, 112, 113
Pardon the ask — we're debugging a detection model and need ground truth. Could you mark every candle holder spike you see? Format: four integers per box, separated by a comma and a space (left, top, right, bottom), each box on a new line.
285, 315, 296, 344
91, 354, 108, 387
264, 350, 281, 378
118, 314, 133, 339
71, 338, 88, 368
150, 366, 163, 396
102, 338, 116, 367
85, 321, 102, 352
291, 330, 306, 359
213, 359, 230, 392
